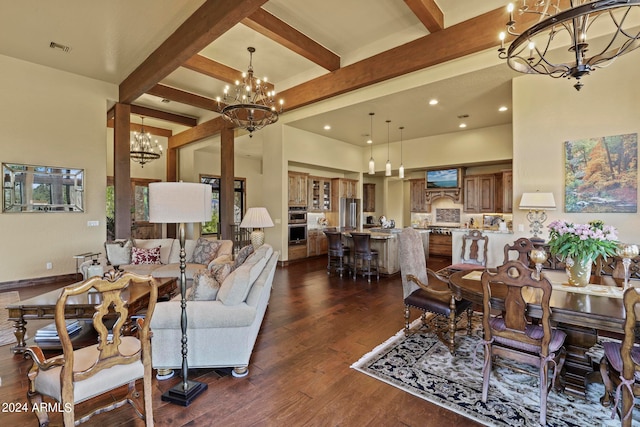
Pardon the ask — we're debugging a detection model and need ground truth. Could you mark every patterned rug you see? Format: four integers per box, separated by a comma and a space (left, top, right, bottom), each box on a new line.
0, 291, 20, 346
352, 323, 630, 427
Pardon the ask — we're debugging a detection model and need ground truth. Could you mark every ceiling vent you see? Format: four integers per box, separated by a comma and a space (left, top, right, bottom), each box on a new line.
49, 41, 71, 53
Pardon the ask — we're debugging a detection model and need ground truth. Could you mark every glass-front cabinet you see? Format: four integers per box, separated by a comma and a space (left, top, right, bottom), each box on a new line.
309, 176, 331, 211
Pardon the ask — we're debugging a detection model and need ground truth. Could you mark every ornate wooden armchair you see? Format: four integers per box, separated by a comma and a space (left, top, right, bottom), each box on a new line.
479, 261, 566, 426
503, 237, 536, 265
398, 227, 472, 354
600, 287, 640, 426
24, 271, 157, 427
447, 229, 488, 271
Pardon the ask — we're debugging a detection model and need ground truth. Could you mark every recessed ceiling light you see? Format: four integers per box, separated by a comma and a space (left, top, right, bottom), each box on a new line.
367, 139, 372, 144
498, 106, 508, 112
459, 123, 467, 128
429, 99, 438, 106
323, 125, 331, 130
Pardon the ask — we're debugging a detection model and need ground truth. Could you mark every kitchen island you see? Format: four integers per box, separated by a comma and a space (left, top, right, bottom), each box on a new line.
341, 228, 429, 275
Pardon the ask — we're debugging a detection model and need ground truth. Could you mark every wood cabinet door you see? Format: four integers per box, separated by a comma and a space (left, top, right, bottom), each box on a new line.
363, 183, 376, 212
288, 172, 308, 207
502, 170, 513, 213
410, 179, 427, 212
464, 177, 478, 212
478, 175, 495, 212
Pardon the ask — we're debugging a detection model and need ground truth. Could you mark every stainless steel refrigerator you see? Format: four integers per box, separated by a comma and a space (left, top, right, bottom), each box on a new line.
339, 198, 360, 230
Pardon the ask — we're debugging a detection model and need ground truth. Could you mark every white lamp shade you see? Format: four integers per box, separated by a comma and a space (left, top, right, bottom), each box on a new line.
519, 192, 556, 210
368, 157, 375, 175
148, 182, 212, 223
240, 207, 274, 228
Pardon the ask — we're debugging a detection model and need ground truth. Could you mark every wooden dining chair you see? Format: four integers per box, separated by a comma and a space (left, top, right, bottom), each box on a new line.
24, 271, 157, 427
479, 261, 566, 425
503, 237, 536, 265
599, 287, 640, 426
446, 229, 488, 271
398, 227, 473, 354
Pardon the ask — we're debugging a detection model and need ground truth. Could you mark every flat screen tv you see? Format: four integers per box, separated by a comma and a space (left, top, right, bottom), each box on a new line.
426, 168, 460, 189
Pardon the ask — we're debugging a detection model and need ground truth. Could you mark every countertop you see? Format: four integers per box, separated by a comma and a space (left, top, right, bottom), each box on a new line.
451, 228, 513, 234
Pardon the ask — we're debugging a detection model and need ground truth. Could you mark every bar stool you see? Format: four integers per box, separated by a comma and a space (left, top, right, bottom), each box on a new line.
324, 230, 350, 277
351, 232, 379, 282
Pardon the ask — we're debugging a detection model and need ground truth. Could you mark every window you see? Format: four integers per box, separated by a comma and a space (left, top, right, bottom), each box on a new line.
200, 175, 246, 235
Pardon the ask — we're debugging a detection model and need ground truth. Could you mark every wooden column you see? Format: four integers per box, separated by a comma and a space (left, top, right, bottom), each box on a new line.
113, 103, 131, 239
220, 126, 234, 240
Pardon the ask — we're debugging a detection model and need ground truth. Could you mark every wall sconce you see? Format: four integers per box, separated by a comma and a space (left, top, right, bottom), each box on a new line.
519, 191, 556, 242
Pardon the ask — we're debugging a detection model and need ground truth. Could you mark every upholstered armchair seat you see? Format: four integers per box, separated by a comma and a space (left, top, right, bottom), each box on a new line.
405, 288, 472, 318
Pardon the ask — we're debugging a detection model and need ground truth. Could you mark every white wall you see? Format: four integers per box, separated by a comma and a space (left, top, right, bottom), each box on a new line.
0, 54, 116, 282
512, 51, 640, 243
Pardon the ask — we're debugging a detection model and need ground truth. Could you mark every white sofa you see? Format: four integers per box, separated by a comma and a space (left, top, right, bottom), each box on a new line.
150, 244, 279, 378
80, 237, 233, 280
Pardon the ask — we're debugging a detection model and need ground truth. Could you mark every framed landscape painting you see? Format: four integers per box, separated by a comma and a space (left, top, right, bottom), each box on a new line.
564, 133, 637, 213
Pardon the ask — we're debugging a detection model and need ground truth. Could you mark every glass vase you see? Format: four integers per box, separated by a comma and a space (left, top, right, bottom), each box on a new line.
565, 256, 592, 287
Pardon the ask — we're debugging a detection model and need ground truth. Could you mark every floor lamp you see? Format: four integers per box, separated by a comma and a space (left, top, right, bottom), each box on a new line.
149, 181, 212, 406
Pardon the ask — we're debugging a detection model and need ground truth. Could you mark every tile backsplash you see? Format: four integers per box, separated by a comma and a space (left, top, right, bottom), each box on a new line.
435, 208, 461, 223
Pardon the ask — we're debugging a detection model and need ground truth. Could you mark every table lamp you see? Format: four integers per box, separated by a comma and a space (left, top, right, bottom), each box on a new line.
240, 207, 274, 249
519, 191, 556, 243
148, 181, 212, 406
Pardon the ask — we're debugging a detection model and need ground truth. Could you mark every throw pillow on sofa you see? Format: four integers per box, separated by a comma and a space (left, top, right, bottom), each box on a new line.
234, 244, 254, 269
190, 263, 233, 301
104, 239, 133, 266
192, 238, 222, 264
131, 246, 162, 265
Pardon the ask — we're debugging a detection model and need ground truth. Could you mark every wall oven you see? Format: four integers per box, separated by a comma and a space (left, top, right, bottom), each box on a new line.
288, 207, 307, 224
288, 224, 307, 245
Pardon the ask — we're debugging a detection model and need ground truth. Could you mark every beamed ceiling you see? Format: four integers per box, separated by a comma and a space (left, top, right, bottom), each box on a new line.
0, 0, 530, 155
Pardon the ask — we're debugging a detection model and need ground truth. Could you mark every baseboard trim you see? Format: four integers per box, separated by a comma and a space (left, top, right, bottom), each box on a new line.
0, 273, 81, 292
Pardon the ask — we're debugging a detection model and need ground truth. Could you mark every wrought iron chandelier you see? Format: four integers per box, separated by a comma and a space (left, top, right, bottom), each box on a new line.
498, 0, 640, 91
216, 47, 283, 137
130, 117, 162, 167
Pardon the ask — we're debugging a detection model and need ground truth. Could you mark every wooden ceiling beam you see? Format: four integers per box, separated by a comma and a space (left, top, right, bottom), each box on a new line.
167, 6, 529, 146
182, 54, 275, 92
404, 0, 444, 33
107, 119, 173, 137
279, 8, 516, 110
168, 117, 229, 149
147, 84, 219, 112
119, 0, 268, 104
130, 105, 197, 127
242, 8, 340, 71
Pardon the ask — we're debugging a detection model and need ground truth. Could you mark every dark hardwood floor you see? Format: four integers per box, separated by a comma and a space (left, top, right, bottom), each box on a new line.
1, 255, 480, 426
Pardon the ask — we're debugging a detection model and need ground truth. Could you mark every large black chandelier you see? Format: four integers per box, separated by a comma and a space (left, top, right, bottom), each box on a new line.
216, 47, 284, 137
498, 1, 640, 91
130, 117, 162, 167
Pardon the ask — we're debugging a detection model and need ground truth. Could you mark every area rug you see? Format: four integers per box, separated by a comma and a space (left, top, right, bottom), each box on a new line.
0, 291, 20, 346
352, 324, 629, 427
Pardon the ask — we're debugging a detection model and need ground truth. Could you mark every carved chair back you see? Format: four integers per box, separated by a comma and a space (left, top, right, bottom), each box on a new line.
460, 229, 488, 266
503, 237, 536, 266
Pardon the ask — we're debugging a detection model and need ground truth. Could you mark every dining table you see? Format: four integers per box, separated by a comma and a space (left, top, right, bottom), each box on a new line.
448, 268, 639, 397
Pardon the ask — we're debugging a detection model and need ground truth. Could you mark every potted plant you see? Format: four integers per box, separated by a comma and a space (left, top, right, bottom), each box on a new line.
547, 219, 619, 286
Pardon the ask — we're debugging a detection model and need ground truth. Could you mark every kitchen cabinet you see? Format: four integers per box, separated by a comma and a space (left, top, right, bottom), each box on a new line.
363, 183, 376, 212
288, 172, 308, 207
307, 229, 328, 257
463, 172, 512, 213
502, 170, 513, 213
409, 179, 429, 212
332, 178, 358, 199
309, 176, 331, 211
464, 174, 496, 213
429, 233, 453, 257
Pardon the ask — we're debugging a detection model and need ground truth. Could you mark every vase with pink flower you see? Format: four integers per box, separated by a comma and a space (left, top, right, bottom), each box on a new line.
547, 219, 619, 287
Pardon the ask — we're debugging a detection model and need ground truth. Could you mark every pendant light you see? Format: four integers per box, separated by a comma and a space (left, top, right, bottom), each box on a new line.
368, 112, 375, 175
385, 120, 391, 177
398, 126, 405, 179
